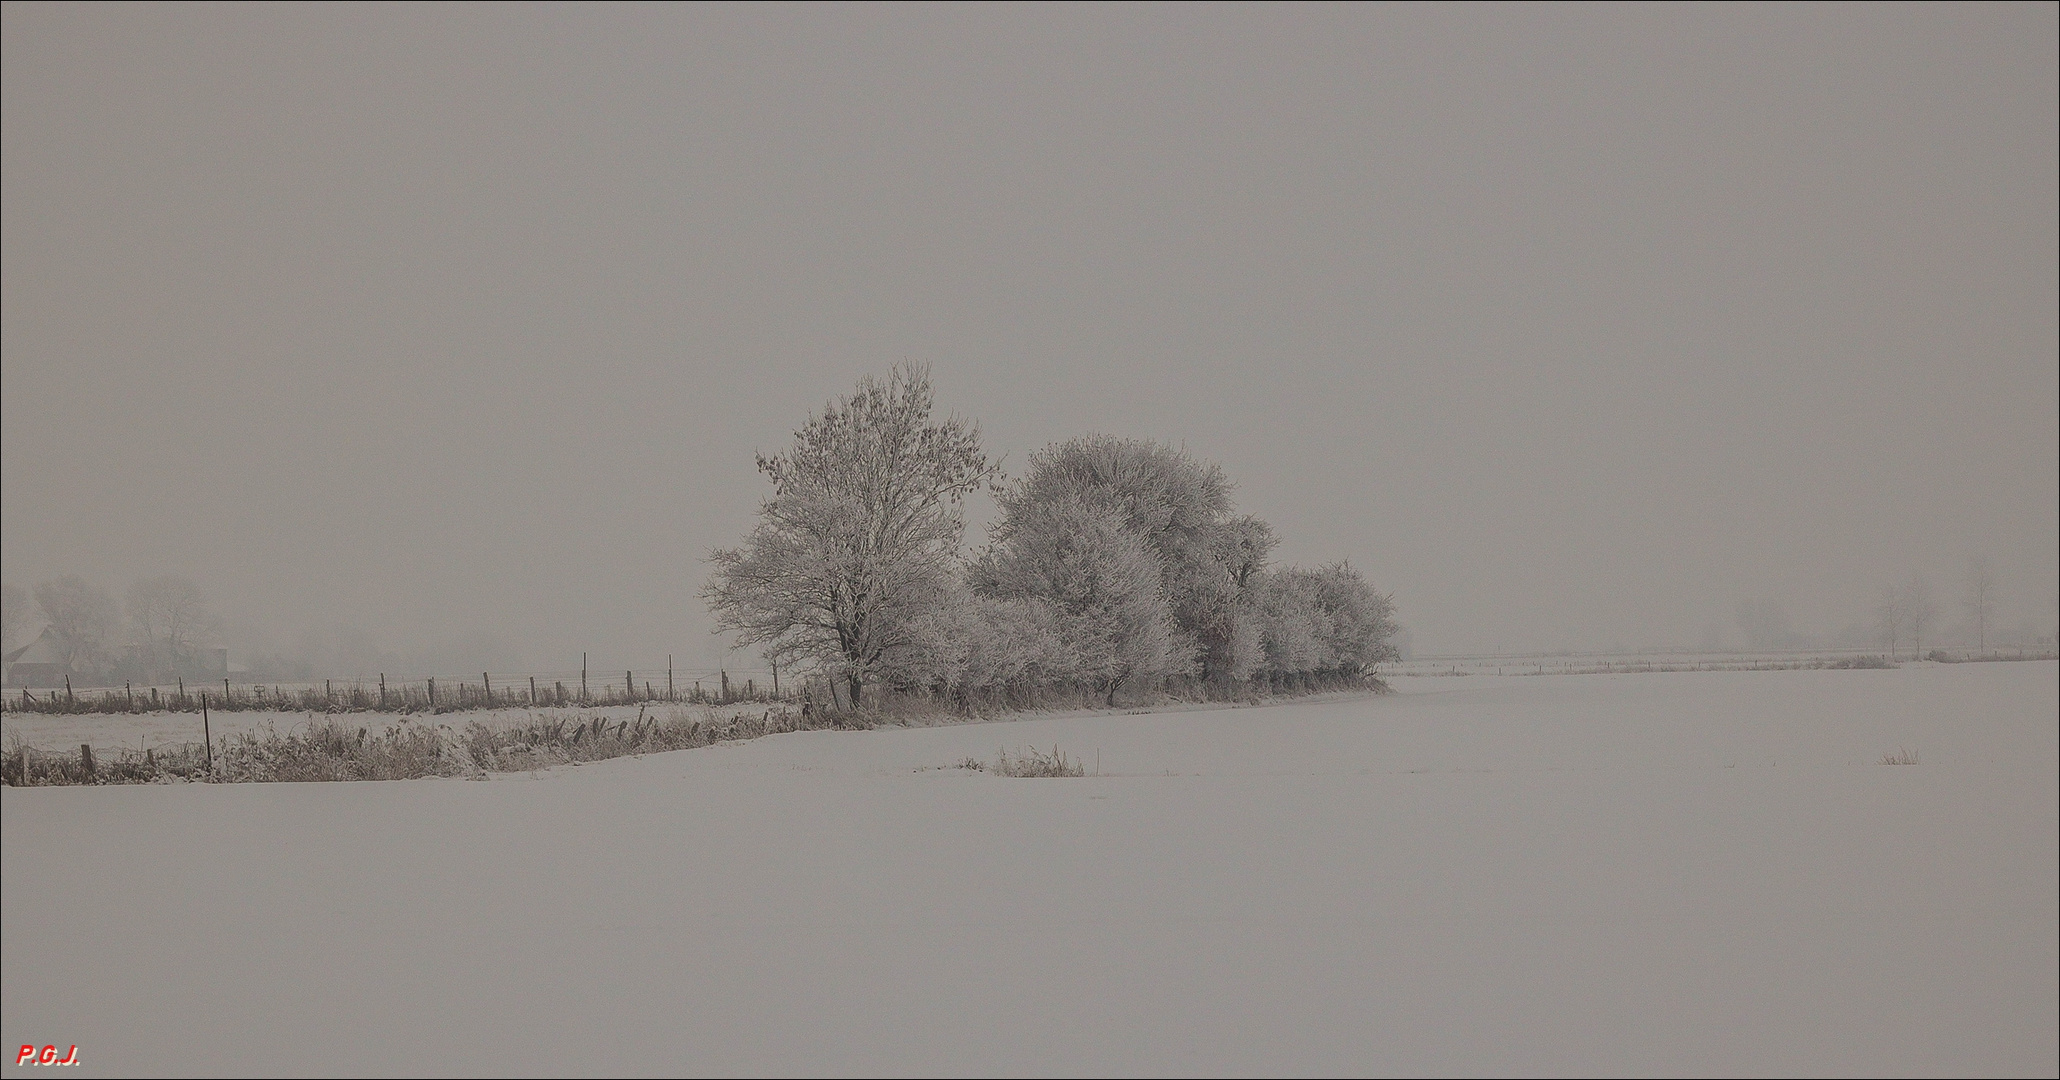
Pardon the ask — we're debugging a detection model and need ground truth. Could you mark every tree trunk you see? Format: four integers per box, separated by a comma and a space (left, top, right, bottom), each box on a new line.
847, 672, 863, 712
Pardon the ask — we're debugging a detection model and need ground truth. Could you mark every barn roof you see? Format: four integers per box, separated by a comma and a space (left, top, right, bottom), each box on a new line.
4, 627, 64, 666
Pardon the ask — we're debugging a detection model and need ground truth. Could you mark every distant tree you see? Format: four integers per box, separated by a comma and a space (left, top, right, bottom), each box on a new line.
32, 575, 119, 678
973, 492, 1188, 703
0, 583, 27, 656
1874, 584, 1909, 660
1900, 575, 1938, 657
1963, 556, 1998, 651
704, 364, 997, 708
125, 575, 223, 679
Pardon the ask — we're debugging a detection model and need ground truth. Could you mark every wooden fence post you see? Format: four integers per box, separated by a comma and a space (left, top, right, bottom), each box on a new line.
80, 743, 95, 782
668, 656, 674, 702
379, 673, 387, 709
530, 675, 537, 704
627, 671, 634, 703
581, 654, 588, 703
202, 693, 213, 774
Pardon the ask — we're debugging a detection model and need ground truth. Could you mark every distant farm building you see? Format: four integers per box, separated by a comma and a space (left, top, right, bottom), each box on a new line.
4, 628, 69, 688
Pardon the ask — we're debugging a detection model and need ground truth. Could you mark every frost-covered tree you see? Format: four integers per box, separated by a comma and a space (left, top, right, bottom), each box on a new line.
1000, 436, 1270, 688
946, 593, 1074, 700
973, 492, 1188, 703
704, 364, 997, 708
1255, 562, 1398, 682
1313, 562, 1401, 674
1256, 569, 1332, 675
1203, 514, 1276, 685
32, 575, 119, 679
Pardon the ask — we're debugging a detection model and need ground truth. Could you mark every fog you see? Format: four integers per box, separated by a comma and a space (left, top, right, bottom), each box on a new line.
4, 5, 2055, 674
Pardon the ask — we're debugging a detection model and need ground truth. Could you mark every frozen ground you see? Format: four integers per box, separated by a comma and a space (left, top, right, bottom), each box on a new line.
3, 663, 2054, 1076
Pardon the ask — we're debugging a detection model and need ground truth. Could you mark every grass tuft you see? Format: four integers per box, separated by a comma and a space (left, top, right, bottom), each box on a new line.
992, 745, 1086, 777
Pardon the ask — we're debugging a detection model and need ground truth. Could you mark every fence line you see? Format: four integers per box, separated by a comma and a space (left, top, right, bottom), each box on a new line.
1, 664, 810, 715
1384, 646, 2057, 678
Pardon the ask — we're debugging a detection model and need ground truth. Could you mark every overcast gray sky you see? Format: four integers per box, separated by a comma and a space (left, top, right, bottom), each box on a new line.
4, 3, 2055, 671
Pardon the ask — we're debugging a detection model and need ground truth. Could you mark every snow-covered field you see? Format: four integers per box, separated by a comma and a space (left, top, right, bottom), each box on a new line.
4, 663, 2054, 1076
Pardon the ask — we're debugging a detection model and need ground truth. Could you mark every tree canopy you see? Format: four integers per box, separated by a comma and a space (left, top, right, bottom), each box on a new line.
707, 369, 1399, 709
704, 363, 997, 705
